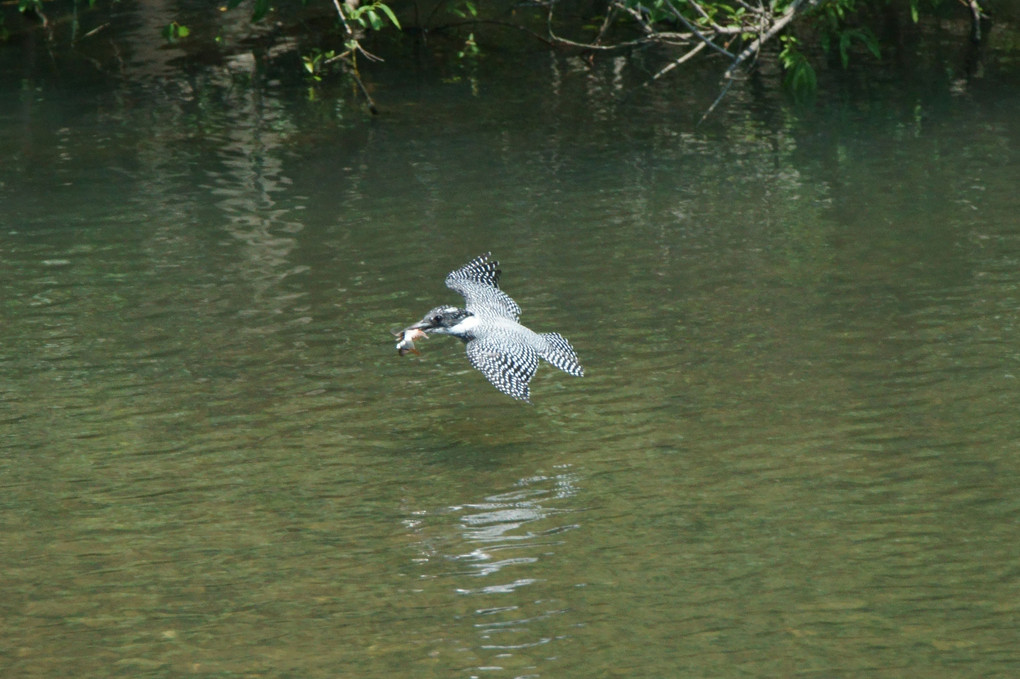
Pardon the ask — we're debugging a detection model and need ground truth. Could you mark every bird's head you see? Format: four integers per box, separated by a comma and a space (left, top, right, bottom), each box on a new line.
408, 305, 475, 337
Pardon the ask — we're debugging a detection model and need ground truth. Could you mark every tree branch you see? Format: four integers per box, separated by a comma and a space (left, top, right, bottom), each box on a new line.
647, 41, 709, 84
965, 0, 986, 43
330, 0, 381, 114
665, 3, 735, 58
724, 0, 821, 79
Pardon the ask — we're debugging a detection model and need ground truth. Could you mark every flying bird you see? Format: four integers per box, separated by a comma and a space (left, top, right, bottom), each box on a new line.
396, 253, 583, 402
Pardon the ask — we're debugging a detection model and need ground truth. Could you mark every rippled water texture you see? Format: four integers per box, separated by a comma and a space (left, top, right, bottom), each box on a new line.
1, 4, 1019, 677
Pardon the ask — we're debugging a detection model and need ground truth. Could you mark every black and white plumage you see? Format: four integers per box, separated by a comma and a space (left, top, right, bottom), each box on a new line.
401, 253, 583, 402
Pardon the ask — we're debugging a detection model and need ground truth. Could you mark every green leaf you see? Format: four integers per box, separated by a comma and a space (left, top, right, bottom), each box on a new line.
161, 22, 189, 43
860, 29, 881, 59
366, 9, 382, 31
378, 2, 401, 30
779, 36, 816, 100
347, 5, 367, 27
839, 31, 851, 69
837, 28, 881, 68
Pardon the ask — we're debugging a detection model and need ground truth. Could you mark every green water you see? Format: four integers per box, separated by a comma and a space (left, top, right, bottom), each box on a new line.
2, 9, 1019, 678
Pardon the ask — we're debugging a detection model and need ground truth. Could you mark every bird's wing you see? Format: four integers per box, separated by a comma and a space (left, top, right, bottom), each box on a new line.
445, 253, 522, 321
465, 336, 538, 402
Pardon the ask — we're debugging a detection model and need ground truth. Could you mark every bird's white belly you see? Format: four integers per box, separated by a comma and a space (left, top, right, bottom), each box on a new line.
447, 314, 482, 335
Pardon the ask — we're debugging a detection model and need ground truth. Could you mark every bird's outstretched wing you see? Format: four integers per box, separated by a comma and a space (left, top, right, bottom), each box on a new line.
445, 253, 522, 321
465, 335, 538, 402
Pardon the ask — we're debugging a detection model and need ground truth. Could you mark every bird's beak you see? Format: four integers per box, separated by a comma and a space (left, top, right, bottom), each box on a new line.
406, 318, 434, 332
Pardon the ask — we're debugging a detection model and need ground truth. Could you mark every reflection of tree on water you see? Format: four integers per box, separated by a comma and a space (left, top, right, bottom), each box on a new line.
212, 93, 307, 308
403, 467, 582, 670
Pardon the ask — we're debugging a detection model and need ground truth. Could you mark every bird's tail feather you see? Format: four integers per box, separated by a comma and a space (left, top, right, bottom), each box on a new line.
540, 333, 584, 377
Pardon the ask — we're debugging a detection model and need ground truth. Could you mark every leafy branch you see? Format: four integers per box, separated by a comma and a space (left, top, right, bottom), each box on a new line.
324, 0, 401, 113
224, 0, 401, 113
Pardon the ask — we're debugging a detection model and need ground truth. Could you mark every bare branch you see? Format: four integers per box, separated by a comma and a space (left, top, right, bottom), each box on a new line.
647, 41, 709, 83
331, 0, 354, 36
592, 3, 617, 46
964, 0, 986, 42
545, 2, 655, 52
665, 3, 736, 58
698, 77, 735, 125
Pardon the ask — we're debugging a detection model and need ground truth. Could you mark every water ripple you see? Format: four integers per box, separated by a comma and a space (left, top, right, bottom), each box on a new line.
404, 469, 582, 675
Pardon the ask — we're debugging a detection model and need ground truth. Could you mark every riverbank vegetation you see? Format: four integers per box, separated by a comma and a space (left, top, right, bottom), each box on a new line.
2, 1, 1005, 112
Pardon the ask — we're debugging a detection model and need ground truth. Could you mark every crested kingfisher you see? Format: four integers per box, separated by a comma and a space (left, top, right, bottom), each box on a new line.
397, 253, 583, 402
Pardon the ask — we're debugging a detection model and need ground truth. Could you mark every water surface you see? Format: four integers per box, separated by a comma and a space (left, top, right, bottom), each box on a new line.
2, 8, 1019, 677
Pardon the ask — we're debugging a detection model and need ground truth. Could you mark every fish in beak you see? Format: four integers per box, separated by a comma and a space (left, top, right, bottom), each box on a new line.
394, 326, 429, 356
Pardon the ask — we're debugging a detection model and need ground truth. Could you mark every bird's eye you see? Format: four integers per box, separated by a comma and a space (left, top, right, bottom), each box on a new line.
432, 315, 442, 324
